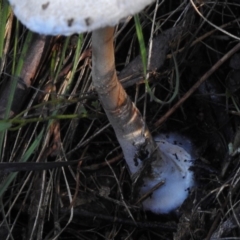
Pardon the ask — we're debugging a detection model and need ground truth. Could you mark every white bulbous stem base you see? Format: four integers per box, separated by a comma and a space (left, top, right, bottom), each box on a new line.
140, 133, 195, 214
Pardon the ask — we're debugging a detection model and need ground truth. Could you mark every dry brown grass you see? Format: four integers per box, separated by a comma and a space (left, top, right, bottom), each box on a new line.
1, 0, 240, 239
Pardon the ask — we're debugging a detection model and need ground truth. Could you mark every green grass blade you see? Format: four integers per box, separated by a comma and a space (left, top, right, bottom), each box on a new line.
64, 34, 83, 95
134, 14, 147, 77
14, 31, 33, 75
0, 31, 33, 158
0, 121, 11, 131
0, 128, 44, 197
134, 14, 180, 105
52, 36, 70, 81
0, 0, 10, 64
148, 52, 180, 104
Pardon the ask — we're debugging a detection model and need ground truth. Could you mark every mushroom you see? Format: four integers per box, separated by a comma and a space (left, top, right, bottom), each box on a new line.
142, 133, 196, 213
8, 0, 196, 214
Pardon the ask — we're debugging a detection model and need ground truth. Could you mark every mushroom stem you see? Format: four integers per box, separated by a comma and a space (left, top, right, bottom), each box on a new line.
92, 27, 161, 175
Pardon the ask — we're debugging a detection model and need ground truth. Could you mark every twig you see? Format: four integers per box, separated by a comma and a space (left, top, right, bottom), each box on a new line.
154, 42, 240, 127
60, 208, 177, 231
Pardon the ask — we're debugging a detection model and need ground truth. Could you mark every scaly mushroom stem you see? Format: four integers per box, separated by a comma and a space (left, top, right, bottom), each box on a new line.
92, 27, 162, 175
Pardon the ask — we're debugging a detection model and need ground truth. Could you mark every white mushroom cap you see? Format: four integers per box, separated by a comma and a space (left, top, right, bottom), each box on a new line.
8, 0, 155, 35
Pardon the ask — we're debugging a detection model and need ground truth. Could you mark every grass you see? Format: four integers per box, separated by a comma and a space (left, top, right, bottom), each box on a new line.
0, 0, 10, 70
1, 1, 240, 239
134, 14, 147, 77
